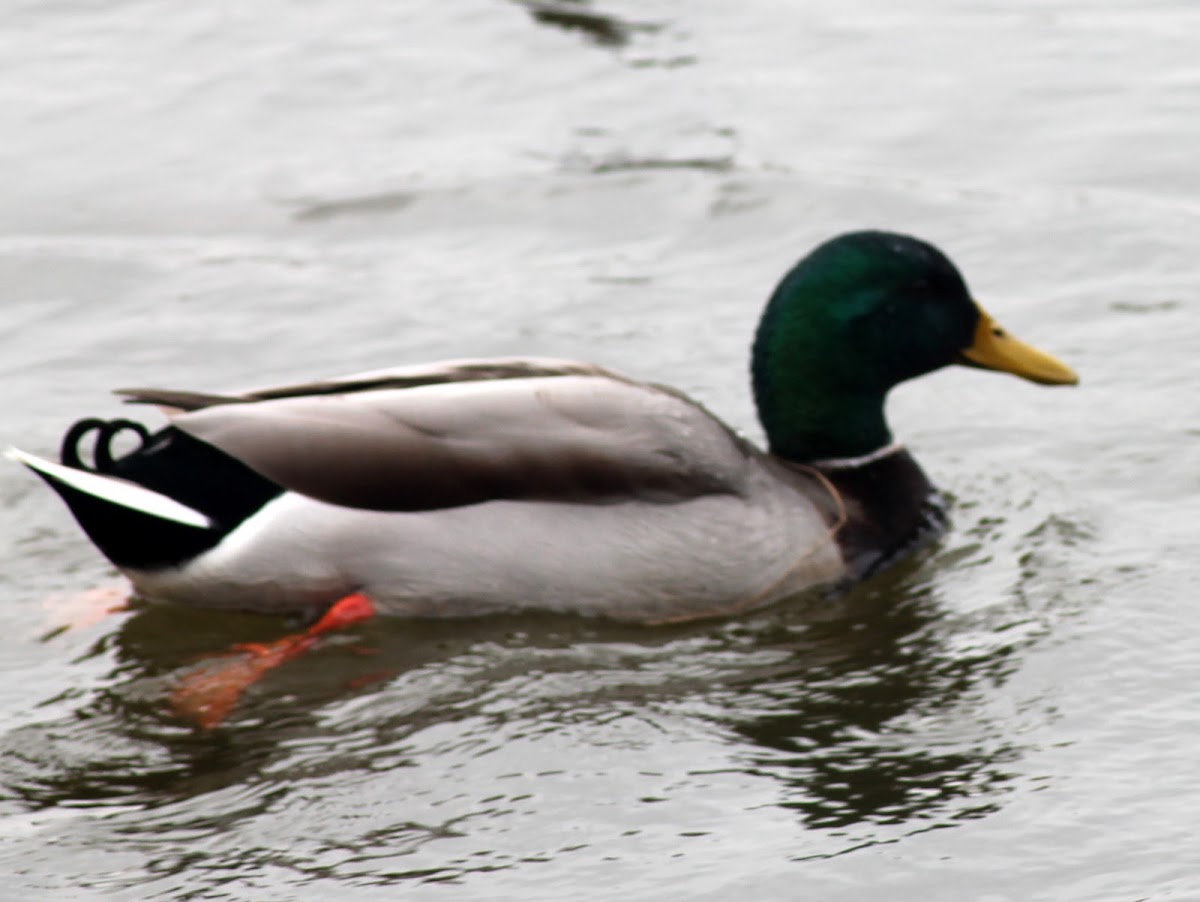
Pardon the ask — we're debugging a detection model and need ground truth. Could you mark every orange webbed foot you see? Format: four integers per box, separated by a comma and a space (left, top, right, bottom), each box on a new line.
169, 593, 377, 729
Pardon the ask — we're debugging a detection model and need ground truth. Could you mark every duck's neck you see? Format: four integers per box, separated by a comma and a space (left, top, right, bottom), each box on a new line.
754, 380, 891, 462
751, 318, 892, 463
819, 448, 946, 583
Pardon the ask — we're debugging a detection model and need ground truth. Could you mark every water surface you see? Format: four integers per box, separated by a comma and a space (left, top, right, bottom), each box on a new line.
3, 1, 1199, 898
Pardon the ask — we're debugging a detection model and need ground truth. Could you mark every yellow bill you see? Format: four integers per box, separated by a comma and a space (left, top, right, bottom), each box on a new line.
959, 305, 1079, 386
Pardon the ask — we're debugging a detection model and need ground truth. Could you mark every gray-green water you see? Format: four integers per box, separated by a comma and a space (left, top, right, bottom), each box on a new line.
3, 1, 1199, 898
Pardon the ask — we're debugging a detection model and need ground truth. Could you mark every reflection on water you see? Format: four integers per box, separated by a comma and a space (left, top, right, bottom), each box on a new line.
735, 579, 1019, 832
293, 191, 417, 223
2, 542, 1027, 846
512, 0, 647, 48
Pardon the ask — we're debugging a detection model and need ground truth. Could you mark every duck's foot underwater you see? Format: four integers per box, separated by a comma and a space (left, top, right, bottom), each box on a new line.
169, 592, 377, 729
38, 582, 131, 639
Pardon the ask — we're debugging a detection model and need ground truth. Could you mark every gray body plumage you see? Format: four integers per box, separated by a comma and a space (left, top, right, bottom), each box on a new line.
113, 358, 849, 621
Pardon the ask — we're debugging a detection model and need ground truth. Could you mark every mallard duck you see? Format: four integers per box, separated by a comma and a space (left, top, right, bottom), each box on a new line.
10, 231, 1077, 624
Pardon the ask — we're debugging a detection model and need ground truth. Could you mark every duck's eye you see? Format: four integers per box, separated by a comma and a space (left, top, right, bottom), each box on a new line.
992, 327, 1006, 338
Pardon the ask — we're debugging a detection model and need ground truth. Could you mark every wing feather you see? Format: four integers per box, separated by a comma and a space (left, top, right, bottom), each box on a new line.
119, 357, 617, 410
164, 370, 750, 512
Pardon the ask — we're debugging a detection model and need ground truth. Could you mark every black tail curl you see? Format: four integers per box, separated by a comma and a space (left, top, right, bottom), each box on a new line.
60, 418, 151, 472
47, 420, 283, 569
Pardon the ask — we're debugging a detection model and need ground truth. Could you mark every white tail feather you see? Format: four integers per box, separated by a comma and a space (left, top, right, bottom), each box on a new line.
6, 447, 213, 530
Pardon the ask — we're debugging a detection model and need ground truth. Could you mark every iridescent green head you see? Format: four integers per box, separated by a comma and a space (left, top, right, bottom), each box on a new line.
751, 231, 1077, 462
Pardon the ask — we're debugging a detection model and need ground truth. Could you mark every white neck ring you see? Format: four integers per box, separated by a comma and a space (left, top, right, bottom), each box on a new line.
808, 441, 905, 471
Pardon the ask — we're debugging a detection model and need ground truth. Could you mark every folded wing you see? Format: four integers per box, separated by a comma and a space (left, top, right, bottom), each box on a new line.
122, 361, 752, 512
